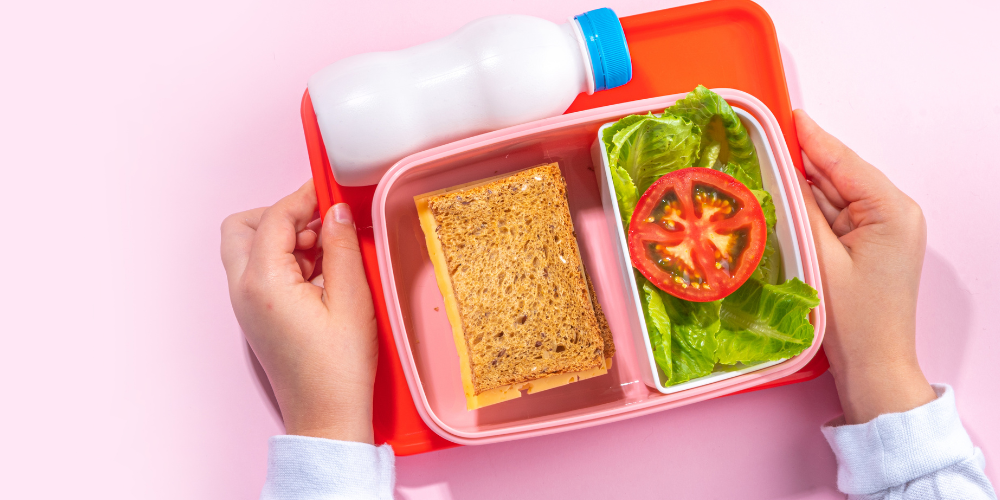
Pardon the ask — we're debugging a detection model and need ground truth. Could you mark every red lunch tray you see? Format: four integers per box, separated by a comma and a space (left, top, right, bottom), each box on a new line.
301, 0, 829, 456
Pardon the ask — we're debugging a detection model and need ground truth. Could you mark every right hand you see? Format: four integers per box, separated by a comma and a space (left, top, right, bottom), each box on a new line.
795, 110, 936, 424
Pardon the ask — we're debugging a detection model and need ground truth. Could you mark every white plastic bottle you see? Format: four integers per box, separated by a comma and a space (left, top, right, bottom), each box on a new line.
308, 8, 632, 186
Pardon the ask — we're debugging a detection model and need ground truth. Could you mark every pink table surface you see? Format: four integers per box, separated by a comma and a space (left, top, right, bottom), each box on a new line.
1, 1, 997, 498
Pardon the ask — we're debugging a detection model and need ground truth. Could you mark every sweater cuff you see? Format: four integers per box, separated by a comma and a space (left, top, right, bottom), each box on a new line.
821, 384, 974, 495
261, 435, 395, 500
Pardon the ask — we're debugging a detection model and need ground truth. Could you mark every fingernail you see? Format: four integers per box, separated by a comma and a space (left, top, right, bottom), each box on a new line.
332, 203, 353, 225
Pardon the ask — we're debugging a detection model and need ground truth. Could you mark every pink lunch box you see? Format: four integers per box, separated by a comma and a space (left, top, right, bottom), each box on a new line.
371, 89, 825, 446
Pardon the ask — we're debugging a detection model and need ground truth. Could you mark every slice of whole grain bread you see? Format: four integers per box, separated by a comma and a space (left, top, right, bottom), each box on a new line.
425, 163, 608, 395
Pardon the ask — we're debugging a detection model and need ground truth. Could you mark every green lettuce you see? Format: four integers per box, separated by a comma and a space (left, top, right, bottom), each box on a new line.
666, 85, 763, 190
615, 115, 701, 195
602, 113, 649, 168
641, 275, 721, 385
752, 230, 782, 285
604, 113, 700, 225
642, 281, 672, 382
610, 164, 638, 226
751, 189, 777, 228
695, 138, 722, 169
716, 277, 819, 365
603, 114, 646, 226
660, 287, 721, 384
750, 189, 782, 284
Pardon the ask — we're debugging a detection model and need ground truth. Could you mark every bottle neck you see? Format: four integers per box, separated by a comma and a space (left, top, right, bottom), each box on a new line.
561, 19, 596, 96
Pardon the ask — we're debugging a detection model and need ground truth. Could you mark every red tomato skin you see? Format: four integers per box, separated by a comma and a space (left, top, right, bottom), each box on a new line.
627, 168, 767, 302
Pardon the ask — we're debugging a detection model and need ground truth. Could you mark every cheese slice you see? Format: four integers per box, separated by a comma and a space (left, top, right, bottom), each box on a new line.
415, 169, 607, 410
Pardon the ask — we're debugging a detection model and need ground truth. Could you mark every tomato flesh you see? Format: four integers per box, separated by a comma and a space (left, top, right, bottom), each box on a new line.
628, 168, 766, 302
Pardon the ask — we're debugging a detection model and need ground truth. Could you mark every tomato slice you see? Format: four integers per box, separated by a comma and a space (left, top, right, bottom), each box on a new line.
628, 168, 766, 302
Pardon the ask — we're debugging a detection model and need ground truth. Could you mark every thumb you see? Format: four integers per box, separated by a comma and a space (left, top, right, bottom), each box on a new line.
320, 203, 372, 309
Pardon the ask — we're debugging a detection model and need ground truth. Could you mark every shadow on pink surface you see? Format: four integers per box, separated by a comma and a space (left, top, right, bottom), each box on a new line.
916, 249, 973, 385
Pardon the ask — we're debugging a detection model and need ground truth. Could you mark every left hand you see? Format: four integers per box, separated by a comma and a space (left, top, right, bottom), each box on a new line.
220, 180, 378, 443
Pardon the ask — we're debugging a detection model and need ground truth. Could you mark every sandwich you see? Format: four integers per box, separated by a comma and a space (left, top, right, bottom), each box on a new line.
415, 163, 615, 410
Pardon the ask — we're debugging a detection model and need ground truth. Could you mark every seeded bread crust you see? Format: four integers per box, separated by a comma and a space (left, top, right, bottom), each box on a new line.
426, 163, 606, 394
586, 272, 616, 363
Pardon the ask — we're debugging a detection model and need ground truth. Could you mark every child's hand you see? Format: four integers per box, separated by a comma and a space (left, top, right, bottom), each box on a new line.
795, 110, 936, 424
221, 181, 377, 443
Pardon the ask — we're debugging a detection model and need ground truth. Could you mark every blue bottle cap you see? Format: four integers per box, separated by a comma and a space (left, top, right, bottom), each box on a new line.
575, 7, 632, 91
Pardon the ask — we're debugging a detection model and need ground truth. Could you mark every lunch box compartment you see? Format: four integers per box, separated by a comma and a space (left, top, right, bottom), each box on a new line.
594, 107, 807, 394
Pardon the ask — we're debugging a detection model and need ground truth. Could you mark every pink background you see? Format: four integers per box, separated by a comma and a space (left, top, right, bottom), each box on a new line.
1, 0, 997, 498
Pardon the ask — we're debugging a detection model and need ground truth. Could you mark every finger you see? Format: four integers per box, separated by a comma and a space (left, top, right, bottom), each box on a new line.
810, 184, 841, 226
319, 203, 373, 312
301, 216, 323, 249
248, 181, 319, 268
295, 216, 323, 251
309, 254, 324, 281
794, 110, 892, 204
306, 216, 322, 233
796, 169, 847, 264
802, 152, 847, 209
296, 229, 318, 250
294, 247, 319, 280
831, 206, 855, 238
220, 207, 268, 284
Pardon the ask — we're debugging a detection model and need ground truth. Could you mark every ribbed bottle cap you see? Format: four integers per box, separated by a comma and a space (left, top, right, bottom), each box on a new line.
574, 8, 632, 91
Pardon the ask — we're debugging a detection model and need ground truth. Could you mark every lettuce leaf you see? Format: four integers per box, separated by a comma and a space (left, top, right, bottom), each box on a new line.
716, 277, 819, 365
751, 189, 777, 228
752, 229, 783, 285
610, 164, 638, 227
695, 138, 722, 169
603, 114, 650, 227
749, 189, 783, 284
666, 85, 763, 190
660, 290, 721, 384
642, 281, 672, 382
639, 274, 721, 385
615, 115, 701, 195
602, 113, 650, 168
670, 323, 720, 384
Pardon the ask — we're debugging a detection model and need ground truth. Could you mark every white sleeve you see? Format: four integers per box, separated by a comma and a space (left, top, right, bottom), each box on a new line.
822, 384, 996, 500
259, 435, 395, 500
